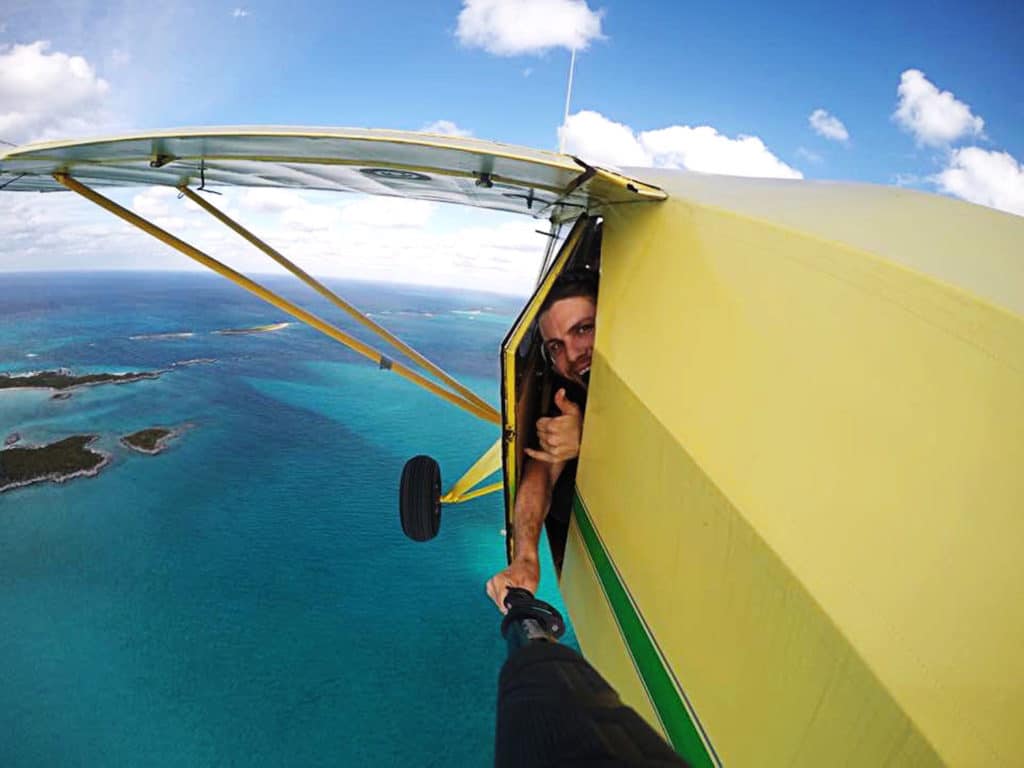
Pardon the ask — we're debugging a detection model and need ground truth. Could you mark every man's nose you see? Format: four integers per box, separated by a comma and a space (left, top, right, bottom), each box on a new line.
566, 337, 587, 362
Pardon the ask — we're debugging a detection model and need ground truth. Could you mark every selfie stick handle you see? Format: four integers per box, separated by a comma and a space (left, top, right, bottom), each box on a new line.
495, 588, 689, 768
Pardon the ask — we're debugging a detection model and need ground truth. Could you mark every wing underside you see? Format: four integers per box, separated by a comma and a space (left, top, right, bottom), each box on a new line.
0, 126, 665, 220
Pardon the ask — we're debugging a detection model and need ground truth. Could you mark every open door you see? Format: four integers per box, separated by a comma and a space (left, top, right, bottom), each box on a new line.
499, 215, 603, 566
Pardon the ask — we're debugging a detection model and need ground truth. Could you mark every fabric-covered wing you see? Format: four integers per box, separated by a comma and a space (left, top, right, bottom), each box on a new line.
0, 126, 665, 220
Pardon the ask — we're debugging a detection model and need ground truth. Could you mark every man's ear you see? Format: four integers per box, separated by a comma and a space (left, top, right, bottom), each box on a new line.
535, 325, 551, 367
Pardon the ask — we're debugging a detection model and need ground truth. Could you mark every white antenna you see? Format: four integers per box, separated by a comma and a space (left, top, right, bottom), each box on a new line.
558, 48, 577, 154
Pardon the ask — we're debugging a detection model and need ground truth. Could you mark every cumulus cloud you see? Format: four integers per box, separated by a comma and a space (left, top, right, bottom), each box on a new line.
131, 186, 207, 221
239, 188, 310, 213
934, 147, 1024, 217
559, 110, 803, 179
0, 189, 197, 272
560, 111, 649, 166
250, 196, 545, 294
894, 69, 984, 147
340, 197, 437, 229
420, 120, 473, 137
132, 187, 176, 219
809, 108, 849, 143
274, 204, 336, 232
456, 0, 604, 56
2, 183, 548, 293
0, 41, 114, 144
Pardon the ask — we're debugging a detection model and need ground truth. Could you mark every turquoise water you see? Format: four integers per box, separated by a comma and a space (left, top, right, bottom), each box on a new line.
0, 272, 572, 767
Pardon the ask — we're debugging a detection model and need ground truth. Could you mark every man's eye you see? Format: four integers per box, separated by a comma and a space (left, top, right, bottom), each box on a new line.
575, 324, 594, 336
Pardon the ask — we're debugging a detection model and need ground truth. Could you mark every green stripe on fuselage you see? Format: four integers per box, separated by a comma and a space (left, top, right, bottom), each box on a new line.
573, 494, 718, 767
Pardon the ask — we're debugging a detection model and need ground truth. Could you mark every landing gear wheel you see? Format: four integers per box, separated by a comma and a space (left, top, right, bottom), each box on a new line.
399, 455, 442, 542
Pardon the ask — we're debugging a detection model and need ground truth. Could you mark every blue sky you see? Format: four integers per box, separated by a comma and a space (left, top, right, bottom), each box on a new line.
1, 0, 1021, 292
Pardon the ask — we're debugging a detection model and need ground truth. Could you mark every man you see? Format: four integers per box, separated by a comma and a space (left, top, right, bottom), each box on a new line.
486, 269, 597, 613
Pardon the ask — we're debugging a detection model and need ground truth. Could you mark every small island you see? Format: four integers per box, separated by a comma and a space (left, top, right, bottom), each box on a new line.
120, 427, 181, 455
213, 322, 290, 336
0, 435, 110, 493
0, 369, 160, 391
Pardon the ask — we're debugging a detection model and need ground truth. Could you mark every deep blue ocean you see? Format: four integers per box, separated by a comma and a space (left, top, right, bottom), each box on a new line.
0, 272, 573, 767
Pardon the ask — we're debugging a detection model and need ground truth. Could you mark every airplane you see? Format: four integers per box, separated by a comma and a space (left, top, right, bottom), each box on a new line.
2, 126, 1022, 766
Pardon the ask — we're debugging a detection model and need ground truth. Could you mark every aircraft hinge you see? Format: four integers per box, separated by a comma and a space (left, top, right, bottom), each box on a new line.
149, 154, 176, 168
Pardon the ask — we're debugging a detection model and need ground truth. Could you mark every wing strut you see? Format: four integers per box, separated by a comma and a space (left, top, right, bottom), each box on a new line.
53, 172, 501, 425
177, 184, 496, 416
441, 437, 503, 504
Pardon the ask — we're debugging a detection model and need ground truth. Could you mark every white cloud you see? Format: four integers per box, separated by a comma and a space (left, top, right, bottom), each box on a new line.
1, 178, 547, 293
892, 172, 922, 187
934, 147, 1024, 217
559, 110, 649, 166
456, 0, 604, 56
132, 187, 175, 219
0, 190, 195, 272
0, 41, 112, 143
340, 197, 438, 228
247, 200, 545, 294
152, 215, 188, 231
559, 110, 803, 179
893, 69, 984, 147
420, 120, 473, 137
232, 8, 249, 18
809, 108, 849, 143
239, 188, 309, 213
642, 126, 803, 178
280, 205, 339, 232
132, 186, 206, 220
796, 147, 823, 164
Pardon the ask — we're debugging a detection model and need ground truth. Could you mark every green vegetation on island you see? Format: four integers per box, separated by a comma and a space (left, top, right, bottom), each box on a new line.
0, 435, 109, 493
0, 369, 160, 391
120, 428, 175, 454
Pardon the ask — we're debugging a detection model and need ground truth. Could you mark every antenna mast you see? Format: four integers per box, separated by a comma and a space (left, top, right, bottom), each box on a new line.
558, 48, 577, 154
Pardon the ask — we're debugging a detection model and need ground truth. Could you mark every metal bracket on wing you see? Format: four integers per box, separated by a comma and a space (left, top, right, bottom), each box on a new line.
532, 156, 667, 222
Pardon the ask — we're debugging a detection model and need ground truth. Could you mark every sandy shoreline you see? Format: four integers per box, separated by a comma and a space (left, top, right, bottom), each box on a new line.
213, 322, 291, 336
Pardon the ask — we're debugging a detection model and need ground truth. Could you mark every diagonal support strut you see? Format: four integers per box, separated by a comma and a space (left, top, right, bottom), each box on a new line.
54, 173, 500, 425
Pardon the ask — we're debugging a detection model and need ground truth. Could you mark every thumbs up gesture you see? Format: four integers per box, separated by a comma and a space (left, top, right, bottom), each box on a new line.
525, 388, 583, 464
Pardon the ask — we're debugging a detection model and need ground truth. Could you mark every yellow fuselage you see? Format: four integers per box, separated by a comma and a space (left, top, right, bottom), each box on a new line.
560, 172, 1024, 766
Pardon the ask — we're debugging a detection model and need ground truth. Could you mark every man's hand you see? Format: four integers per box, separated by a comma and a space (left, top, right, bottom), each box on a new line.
486, 556, 540, 614
525, 388, 582, 464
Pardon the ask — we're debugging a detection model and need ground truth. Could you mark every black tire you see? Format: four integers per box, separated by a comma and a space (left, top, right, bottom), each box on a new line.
399, 455, 442, 542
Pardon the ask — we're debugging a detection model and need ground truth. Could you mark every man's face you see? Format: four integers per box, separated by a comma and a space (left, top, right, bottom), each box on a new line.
538, 295, 596, 386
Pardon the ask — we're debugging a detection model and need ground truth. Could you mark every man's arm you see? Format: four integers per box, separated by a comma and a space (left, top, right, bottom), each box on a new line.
485, 456, 565, 613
